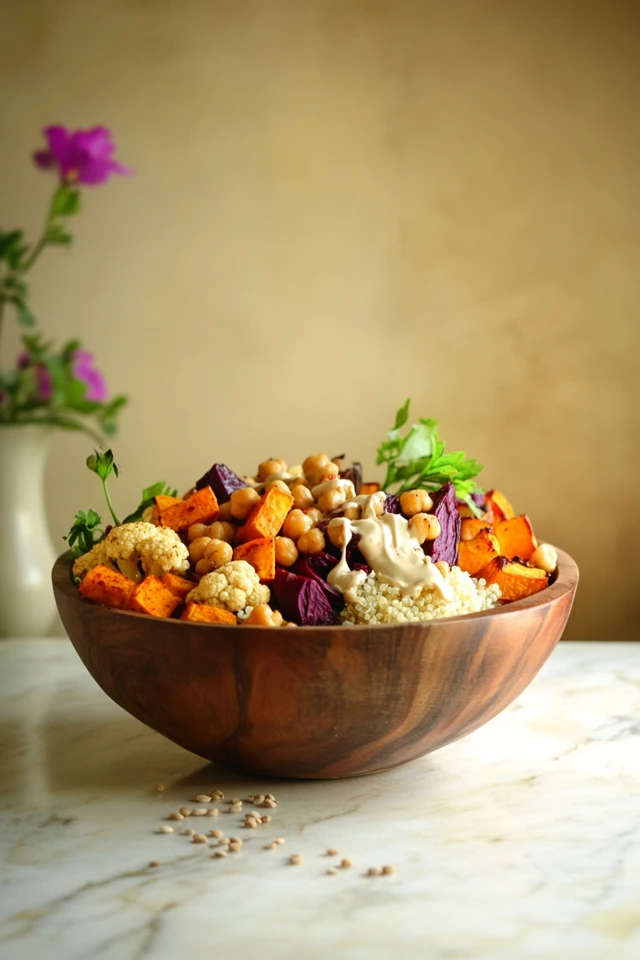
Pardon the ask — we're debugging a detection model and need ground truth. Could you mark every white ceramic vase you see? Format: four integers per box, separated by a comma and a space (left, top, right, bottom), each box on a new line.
0, 425, 58, 637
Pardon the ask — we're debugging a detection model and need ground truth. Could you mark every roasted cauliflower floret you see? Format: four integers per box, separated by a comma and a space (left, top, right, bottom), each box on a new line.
72, 521, 189, 583
186, 560, 270, 612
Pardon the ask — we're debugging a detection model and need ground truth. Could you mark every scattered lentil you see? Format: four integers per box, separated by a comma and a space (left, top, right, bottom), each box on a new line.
229, 842, 242, 853
155, 784, 165, 793
193, 808, 209, 817
157, 825, 174, 834
168, 812, 184, 821
211, 790, 224, 801
253, 794, 266, 805
148, 860, 161, 868
192, 834, 208, 844
266, 793, 276, 802
262, 798, 277, 809
367, 866, 383, 876
179, 808, 193, 817
341, 858, 353, 869
209, 829, 224, 839
289, 853, 303, 865
205, 809, 219, 817
265, 843, 277, 850
214, 850, 228, 858
244, 818, 259, 829
274, 838, 286, 846
196, 795, 212, 803
183, 829, 196, 836
261, 815, 272, 824
381, 865, 396, 875
326, 868, 339, 876
326, 848, 340, 856
229, 836, 242, 844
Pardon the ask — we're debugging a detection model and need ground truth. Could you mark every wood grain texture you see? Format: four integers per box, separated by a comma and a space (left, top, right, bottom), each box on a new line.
52, 550, 578, 779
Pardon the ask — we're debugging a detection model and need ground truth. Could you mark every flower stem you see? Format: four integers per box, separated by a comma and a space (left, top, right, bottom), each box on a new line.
102, 477, 120, 527
19, 185, 60, 275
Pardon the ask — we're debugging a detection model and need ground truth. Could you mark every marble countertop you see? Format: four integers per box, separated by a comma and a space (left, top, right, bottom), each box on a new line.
0, 639, 639, 960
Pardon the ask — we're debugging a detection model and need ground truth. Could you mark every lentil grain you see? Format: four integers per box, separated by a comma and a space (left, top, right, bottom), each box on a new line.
157, 825, 174, 834
168, 812, 184, 821
289, 853, 303, 865
192, 834, 208, 844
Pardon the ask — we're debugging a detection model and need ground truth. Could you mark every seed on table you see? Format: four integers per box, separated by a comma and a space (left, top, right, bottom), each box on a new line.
262, 798, 277, 808
148, 860, 161, 868
244, 818, 259, 829
288, 853, 303, 865
367, 866, 382, 876
326, 848, 340, 856
196, 795, 212, 803
179, 808, 193, 817
326, 868, 338, 876
253, 794, 265, 805
209, 829, 224, 838
265, 843, 277, 850
213, 850, 228, 858
155, 784, 165, 792
274, 837, 286, 846
261, 815, 271, 824
229, 836, 242, 844
157, 825, 174, 834
229, 804, 242, 814
205, 809, 219, 817
183, 829, 196, 836
192, 834, 208, 844
381, 865, 395, 875
229, 798, 242, 805
229, 842, 242, 853
168, 812, 184, 821
341, 858, 353, 869
193, 808, 208, 816
211, 790, 224, 800
266, 793, 276, 802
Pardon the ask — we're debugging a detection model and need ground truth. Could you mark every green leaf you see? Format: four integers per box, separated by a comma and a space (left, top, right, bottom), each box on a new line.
87, 448, 118, 481
51, 184, 82, 217
16, 303, 37, 328
64, 508, 105, 556
47, 223, 73, 246
0, 230, 28, 269
122, 481, 178, 524
393, 398, 411, 431
400, 422, 438, 462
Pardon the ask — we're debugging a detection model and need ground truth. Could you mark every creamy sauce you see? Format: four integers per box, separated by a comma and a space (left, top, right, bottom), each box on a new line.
310, 477, 356, 501
327, 510, 452, 602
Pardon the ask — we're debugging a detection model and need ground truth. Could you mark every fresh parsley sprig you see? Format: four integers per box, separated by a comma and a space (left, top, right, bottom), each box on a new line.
122, 481, 178, 524
86, 448, 121, 526
64, 508, 105, 558
376, 399, 483, 508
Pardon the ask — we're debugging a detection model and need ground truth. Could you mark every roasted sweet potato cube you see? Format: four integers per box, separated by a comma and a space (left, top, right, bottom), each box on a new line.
460, 517, 493, 541
180, 602, 237, 624
358, 482, 381, 495
160, 573, 195, 600
155, 494, 183, 514
159, 486, 219, 532
233, 537, 276, 582
78, 564, 135, 609
476, 556, 548, 602
457, 530, 501, 577
128, 576, 182, 618
237, 486, 294, 542
494, 514, 537, 561
485, 489, 515, 525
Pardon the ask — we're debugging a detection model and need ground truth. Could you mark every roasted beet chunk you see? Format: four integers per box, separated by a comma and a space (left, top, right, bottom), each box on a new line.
293, 553, 344, 613
384, 494, 402, 514
422, 481, 461, 565
271, 569, 335, 626
456, 490, 486, 511
195, 463, 248, 503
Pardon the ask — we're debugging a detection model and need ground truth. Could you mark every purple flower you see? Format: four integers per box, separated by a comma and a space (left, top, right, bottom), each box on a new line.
15, 351, 53, 401
72, 350, 108, 402
33, 125, 131, 185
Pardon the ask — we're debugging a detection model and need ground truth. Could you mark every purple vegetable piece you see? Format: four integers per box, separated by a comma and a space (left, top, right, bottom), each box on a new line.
456, 490, 486, 510
324, 535, 370, 574
195, 463, 248, 502
293, 553, 344, 613
384, 494, 402, 514
422, 481, 461, 565
271, 569, 336, 626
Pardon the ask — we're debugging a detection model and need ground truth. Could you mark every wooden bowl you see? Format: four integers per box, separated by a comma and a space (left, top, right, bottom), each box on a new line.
52, 550, 578, 779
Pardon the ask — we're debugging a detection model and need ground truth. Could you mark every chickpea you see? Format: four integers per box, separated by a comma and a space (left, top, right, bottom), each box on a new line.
266, 479, 291, 495
408, 513, 441, 544
258, 458, 288, 482
291, 482, 314, 510
342, 503, 361, 521
318, 463, 341, 483
327, 518, 349, 549
203, 539, 233, 567
302, 453, 331, 485
243, 604, 284, 627
530, 543, 557, 573
282, 509, 313, 541
195, 558, 216, 576
187, 523, 208, 543
207, 521, 236, 543
230, 486, 261, 520
400, 489, 433, 517
217, 501, 233, 522
317, 487, 347, 514
297, 528, 326, 554
275, 537, 299, 567
189, 536, 212, 564
304, 507, 324, 526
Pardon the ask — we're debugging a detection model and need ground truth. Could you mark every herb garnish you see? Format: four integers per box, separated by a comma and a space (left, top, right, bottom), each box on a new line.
376, 399, 483, 511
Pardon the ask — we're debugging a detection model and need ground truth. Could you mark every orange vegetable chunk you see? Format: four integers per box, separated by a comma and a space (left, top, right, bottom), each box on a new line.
159, 486, 219, 532
128, 575, 182, 618
78, 564, 135, 609
460, 517, 493, 541
180, 602, 237, 624
476, 556, 548, 602
485, 489, 515, 525
358, 482, 381, 495
237, 486, 294, 542
233, 537, 276, 582
155, 494, 183, 514
457, 530, 501, 577
494, 514, 537, 561
161, 573, 195, 600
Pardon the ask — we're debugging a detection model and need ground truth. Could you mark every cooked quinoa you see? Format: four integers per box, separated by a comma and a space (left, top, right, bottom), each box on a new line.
340, 566, 501, 625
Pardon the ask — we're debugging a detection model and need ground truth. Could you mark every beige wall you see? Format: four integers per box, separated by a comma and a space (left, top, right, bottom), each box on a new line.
1, 0, 639, 639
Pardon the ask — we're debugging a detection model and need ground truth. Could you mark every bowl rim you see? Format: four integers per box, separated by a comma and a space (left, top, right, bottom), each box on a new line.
52, 547, 579, 632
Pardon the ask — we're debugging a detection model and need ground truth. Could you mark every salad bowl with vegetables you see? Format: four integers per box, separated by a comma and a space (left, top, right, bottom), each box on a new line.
53, 402, 578, 778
